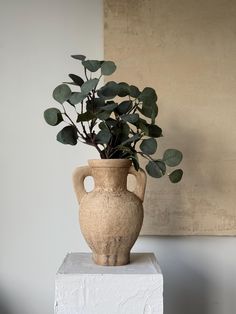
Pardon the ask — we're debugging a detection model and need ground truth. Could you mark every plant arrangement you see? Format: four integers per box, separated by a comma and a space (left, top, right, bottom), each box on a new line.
44, 54, 183, 183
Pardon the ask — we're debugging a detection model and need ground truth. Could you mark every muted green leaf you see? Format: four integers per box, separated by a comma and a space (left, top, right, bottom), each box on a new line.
169, 169, 183, 183
105, 118, 117, 128
87, 97, 105, 112
71, 54, 86, 61
140, 138, 157, 155
68, 74, 84, 86
115, 122, 130, 144
147, 124, 162, 138
82, 60, 102, 72
163, 149, 183, 167
136, 119, 149, 135
81, 78, 98, 95
95, 128, 112, 144
130, 85, 140, 98
121, 113, 139, 124
53, 84, 71, 104
56, 126, 78, 145
99, 102, 118, 111
77, 112, 95, 122
138, 87, 157, 105
44, 108, 63, 126
118, 82, 130, 97
98, 81, 118, 98
101, 61, 116, 75
139, 102, 158, 120
146, 160, 166, 178
70, 92, 86, 105
97, 110, 111, 120
121, 133, 140, 146
151, 105, 158, 124
116, 100, 132, 115
99, 119, 117, 132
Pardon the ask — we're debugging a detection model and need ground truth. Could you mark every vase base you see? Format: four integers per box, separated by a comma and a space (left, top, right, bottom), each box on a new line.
92, 253, 130, 266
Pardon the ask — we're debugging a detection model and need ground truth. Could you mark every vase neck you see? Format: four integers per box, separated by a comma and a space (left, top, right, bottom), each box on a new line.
91, 167, 129, 191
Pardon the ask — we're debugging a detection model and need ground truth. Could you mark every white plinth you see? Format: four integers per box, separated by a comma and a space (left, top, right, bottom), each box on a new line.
55, 253, 163, 314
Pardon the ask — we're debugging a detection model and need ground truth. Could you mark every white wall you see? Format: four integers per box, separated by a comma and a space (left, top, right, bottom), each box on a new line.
0, 1, 235, 314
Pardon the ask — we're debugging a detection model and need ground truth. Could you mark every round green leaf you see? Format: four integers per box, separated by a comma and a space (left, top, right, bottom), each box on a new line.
98, 81, 118, 98
96, 110, 111, 120
163, 149, 183, 167
95, 129, 111, 144
81, 78, 99, 95
44, 108, 63, 126
139, 102, 158, 121
99, 102, 118, 111
70, 92, 86, 105
116, 100, 132, 115
130, 85, 140, 98
145, 160, 166, 178
147, 124, 162, 138
105, 118, 118, 128
53, 84, 71, 104
138, 87, 157, 104
169, 169, 183, 183
117, 82, 130, 97
140, 138, 157, 155
56, 126, 78, 145
101, 61, 116, 75
82, 60, 103, 72
121, 113, 139, 124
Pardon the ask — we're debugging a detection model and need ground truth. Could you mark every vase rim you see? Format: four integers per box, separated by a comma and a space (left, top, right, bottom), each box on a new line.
88, 159, 132, 168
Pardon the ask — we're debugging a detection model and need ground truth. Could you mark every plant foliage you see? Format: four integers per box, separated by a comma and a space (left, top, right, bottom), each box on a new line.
44, 54, 183, 183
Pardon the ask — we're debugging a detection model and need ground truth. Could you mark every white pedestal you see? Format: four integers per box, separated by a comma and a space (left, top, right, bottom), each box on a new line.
54, 253, 163, 314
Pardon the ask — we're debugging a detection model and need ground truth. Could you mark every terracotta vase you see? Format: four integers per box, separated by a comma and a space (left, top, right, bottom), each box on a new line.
73, 159, 146, 266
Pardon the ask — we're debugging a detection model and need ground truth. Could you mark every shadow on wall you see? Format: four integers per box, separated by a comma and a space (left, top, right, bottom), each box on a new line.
159, 122, 210, 313
0, 295, 13, 314
165, 262, 209, 314
158, 239, 210, 314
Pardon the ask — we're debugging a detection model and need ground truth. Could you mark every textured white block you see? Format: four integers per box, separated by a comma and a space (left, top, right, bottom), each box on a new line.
55, 253, 163, 314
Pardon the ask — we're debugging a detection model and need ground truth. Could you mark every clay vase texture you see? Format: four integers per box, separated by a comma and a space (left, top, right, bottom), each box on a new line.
73, 159, 147, 266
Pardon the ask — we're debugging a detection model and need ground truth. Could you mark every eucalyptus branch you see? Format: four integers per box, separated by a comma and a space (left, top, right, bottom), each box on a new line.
44, 54, 183, 182
61, 105, 85, 139
81, 121, 88, 138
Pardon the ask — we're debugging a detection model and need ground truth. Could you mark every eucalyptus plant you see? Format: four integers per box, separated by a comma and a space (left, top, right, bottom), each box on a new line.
44, 54, 183, 183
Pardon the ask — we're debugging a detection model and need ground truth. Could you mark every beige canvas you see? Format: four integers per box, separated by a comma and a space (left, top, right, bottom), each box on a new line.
104, 0, 236, 235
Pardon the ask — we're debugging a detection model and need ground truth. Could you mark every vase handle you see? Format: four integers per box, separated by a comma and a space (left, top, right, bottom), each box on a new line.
72, 166, 91, 203
128, 166, 147, 203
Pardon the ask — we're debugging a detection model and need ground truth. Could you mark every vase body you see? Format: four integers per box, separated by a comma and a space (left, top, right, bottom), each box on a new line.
73, 159, 146, 266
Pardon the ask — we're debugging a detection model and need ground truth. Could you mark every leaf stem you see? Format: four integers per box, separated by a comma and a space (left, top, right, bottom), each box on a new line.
137, 151, 154, 161
62, 104, 85, 139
